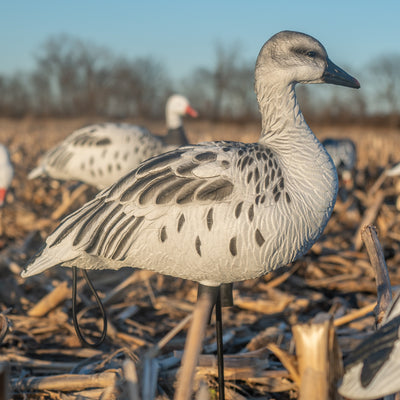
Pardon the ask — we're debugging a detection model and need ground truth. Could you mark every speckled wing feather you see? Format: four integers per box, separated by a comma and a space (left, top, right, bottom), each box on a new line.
22, 140, 292, 283
339, 292, 400, 399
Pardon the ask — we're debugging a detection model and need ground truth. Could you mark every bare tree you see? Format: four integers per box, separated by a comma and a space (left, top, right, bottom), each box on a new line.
211, 42, 241, 120
29, 69, 53, 116
27, 34, 172, 118
0, 73, 31, 117
182, 42, 258, 121
229, 65, 258, 120
181, 66, 216, 118
108, 57, 171, 119
368, 54, 400, 126
33, 34, 113, 116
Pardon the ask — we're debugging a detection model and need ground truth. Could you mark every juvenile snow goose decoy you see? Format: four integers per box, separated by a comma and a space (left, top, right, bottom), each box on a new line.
339, 291, 400, 399
22, 31, 360, 398
28, 94, 198, 189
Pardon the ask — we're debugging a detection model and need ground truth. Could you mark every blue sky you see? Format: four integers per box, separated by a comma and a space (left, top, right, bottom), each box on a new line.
0, 1, 399, 82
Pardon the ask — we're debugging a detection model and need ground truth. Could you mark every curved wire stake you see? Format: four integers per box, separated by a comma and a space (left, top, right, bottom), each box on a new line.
72, 266, 108, 347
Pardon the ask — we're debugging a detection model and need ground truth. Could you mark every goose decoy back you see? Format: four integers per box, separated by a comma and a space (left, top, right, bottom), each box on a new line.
28, 95, 198, 189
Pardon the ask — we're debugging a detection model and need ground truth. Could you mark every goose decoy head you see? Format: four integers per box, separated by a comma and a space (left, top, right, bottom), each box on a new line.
255, 30, 360, 89
166, 94, 198, 118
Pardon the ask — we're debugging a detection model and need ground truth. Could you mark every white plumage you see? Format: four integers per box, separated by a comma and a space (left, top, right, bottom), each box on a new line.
22, 31, 359, 290
0, 144, 13, 206
386, 162, 400, 177
28, 94, 198, 189
339, 291, 400, 399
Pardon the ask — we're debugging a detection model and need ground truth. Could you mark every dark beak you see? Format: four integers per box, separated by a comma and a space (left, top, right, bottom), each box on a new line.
322, 58, 360, 89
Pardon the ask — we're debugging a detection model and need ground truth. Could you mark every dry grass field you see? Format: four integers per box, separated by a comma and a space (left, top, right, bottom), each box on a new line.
1, 117, 400, 399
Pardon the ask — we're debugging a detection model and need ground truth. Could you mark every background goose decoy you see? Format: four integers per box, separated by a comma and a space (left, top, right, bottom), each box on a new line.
22, 30, 360, 397
162, 94, 198, 146
0, 144, 13, 207
386, 162, 400, 177
339, 291, 400, 400
28, 94, 198, 189
322, 138, 357, 186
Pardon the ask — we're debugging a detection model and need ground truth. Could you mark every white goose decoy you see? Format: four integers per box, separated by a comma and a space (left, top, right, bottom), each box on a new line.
22, 31, 359, 396
386, 162, 400, 177
322, 138, 357, 184
339, 291, 400, 400
28, 94, 198, 189
0, 144, 13, 207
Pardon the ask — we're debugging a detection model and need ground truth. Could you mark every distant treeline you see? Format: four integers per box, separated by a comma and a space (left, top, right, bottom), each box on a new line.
1, 34, 400, 127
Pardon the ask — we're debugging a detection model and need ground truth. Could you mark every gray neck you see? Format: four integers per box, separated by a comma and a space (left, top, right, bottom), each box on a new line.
256, 79, 338, 248
257, 82, 308, 142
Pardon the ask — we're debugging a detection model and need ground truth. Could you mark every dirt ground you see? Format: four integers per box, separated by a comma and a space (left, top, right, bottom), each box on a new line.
1, 117, 400, 399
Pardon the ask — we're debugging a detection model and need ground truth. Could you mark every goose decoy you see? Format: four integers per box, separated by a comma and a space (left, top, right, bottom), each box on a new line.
322, 138, 357, 185
339, 291, 400, 399
22, 31, 360, 398
386, 162, 400, 177
0, 144, 13, 207
28, 94, 198, 189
